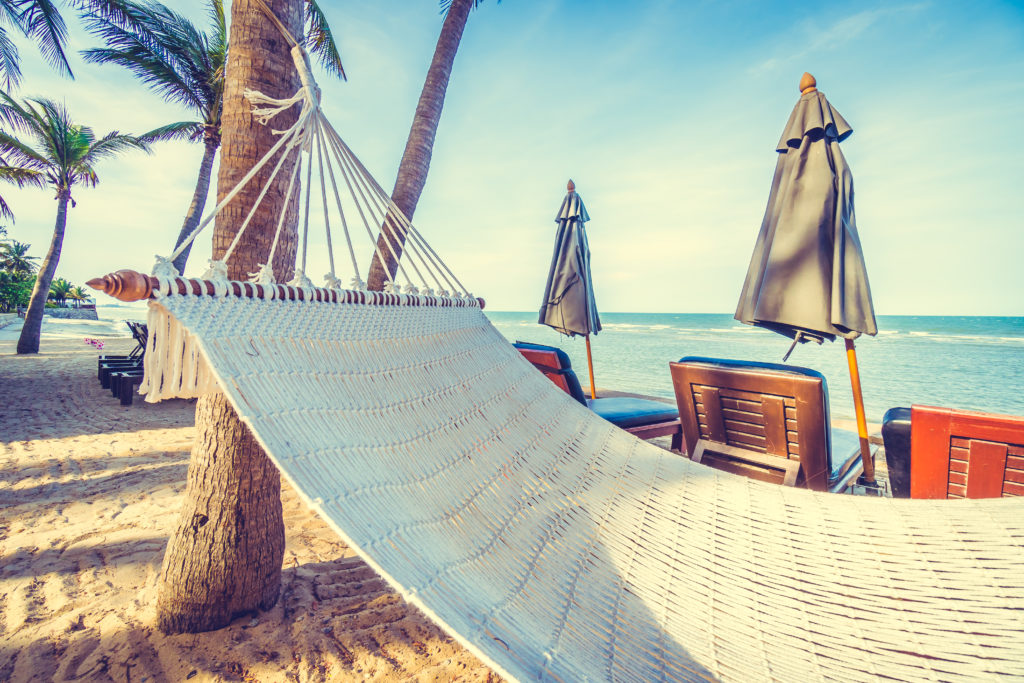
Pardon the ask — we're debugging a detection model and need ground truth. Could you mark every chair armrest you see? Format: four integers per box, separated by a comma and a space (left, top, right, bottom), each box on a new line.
692, 440, 801, 487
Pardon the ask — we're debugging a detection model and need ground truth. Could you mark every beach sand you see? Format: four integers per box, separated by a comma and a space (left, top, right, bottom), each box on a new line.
0, 337, 497, 682
1, 334, 890, 682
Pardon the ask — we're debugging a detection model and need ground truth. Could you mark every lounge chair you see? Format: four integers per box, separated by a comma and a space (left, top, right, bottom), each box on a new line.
98, 321, 149, 402
513, 341, 682, 450
882, 405, 1024, 499
97, 321, 147, 369
668, 357, 865, 492
107, 367, 144, 405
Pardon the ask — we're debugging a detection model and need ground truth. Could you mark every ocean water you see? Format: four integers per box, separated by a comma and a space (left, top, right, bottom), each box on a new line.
12, 302, 1021, 424
487, 312, 1024, 424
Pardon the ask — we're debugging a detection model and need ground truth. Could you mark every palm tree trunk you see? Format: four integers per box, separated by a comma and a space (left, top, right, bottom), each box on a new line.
157, 0, 302, 635
171, 131, 221, 274
16, 191, 69, 354
366, 0, 473, 291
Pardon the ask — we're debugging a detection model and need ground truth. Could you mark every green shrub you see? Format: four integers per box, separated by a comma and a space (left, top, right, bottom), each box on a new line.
0, 272, 33, 312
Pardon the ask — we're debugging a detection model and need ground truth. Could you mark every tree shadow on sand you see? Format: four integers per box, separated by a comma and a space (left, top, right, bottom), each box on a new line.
0, 552, 498, 683
0, 536, 169, 582
0, 461, 188, 509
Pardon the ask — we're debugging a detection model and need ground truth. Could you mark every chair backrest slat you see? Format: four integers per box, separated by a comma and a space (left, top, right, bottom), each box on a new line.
910, 405, 1024, 499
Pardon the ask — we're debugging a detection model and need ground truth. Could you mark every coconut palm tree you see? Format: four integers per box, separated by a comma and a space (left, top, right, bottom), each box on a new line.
47, 275, 72, 305
0, 238, 37, 273
70, 283, 88, 305
366, 0, 487, 291
0, 92, 150, 354
156, 0, 304, 635
80, 0, 344, 274
0, 0, 73, 89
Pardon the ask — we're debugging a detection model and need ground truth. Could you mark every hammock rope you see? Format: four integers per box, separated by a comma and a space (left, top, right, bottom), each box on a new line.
156, 41, 472, 301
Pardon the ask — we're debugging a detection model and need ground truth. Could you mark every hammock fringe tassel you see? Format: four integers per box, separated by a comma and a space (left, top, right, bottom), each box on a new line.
140, 301, 217, 402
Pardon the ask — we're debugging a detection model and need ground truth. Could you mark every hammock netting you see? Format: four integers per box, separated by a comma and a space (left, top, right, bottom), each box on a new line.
136, 282, 1024, 682
99, 35, 1024, 682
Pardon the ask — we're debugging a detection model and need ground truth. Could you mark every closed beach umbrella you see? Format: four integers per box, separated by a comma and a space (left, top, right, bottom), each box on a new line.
539, 179, 601, 399
736, 73, 878, 483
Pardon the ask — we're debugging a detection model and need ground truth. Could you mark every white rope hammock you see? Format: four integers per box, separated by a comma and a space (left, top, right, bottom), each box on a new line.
140, 289, 1024, 682
114, 33, 1024, 682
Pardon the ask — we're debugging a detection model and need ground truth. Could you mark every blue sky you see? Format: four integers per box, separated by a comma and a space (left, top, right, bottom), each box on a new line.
5, 0, 1023, 314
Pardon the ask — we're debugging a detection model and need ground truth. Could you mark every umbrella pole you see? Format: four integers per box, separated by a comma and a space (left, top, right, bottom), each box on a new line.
585, 334, 597, 400
844, 338, 875, 483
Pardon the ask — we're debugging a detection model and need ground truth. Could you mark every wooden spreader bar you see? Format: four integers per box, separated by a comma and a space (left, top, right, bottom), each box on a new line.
87, 269, 485, 309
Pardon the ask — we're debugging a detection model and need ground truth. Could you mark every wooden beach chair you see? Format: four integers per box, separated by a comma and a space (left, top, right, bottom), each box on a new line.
98, 322, 149, 404
97, 321, 148, 368
513, 341, 683, 450
883, 405, 1024, 499
669, 357, 865, 492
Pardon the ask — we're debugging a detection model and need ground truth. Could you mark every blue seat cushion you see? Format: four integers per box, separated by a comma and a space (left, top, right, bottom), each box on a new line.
513, 340, 588, 405
588, 397, 679, 429
829, 427, 864, 481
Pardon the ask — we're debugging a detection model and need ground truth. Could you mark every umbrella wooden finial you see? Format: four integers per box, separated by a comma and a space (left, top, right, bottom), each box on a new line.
800, 72, 817, 94
567, 179, 575, 193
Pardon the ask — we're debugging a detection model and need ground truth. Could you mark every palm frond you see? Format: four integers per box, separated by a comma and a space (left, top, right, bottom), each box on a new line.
0, 192, 13, 222
18, 0, 73, 78
0, 26, 21, 89
0, 88, 36, 132
138, 120, 203, 143
305, 0, 345, 81
0, 2, 21, 26
0, 163, 45, 187
0, 130, 50, 171
71, 0, 147, 32
83, 44, 205, 112
80, 1, 218, 115
27, 97, 76, 162
206, 0, 224, 42
439, 0, 486, 15
84, 129, 150, 162
72, 161, 98, 187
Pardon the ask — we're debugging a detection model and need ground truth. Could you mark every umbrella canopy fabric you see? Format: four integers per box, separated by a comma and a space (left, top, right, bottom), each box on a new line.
539, 189, 601, 338
736, 87, 877, 344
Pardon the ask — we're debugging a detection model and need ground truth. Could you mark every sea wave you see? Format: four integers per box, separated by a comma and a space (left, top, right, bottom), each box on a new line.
898, 332, 1024, 346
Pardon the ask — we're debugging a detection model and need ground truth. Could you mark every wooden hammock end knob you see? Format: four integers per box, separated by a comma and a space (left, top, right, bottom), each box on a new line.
800, 72, 817, 94
567, 179, 575, 193
86, 269, 154, 302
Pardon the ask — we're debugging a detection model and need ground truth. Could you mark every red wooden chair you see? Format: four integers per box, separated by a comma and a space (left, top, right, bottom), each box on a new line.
909, 406, 1024, 499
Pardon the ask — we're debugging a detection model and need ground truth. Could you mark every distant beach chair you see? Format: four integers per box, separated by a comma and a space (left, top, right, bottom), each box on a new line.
513, 341, 683, 450
669, 357, 866, 492
110, 369, 145, 406
97, 321, 149, 405
97, 321, 148, 369
882, 405, 1024, 499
